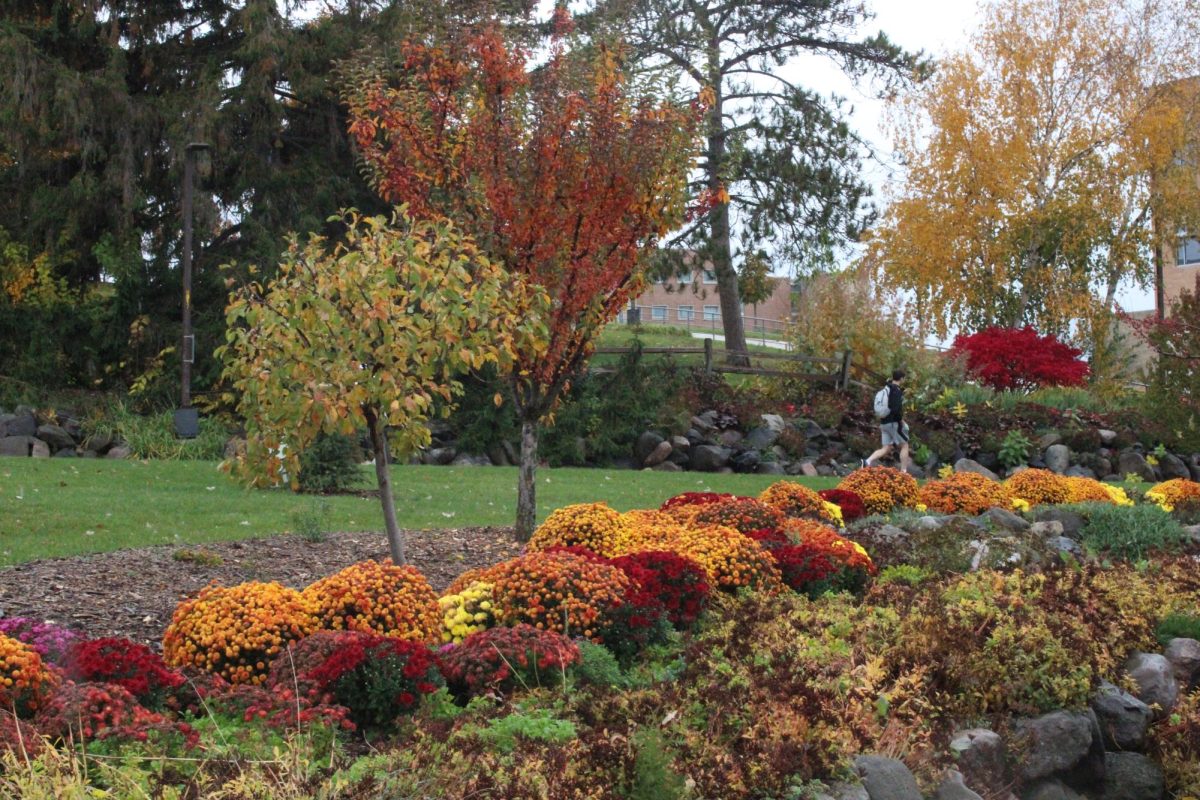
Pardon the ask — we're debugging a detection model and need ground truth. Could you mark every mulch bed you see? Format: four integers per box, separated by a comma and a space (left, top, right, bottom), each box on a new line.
0, 527, 525, 647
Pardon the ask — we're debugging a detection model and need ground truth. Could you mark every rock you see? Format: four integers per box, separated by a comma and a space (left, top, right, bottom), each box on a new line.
670, 435, 691, 452
84, 430, 114, 454
52, 448, 77, 458
760, 413, 786, 433
756, 462, 786, 475
982, 506, 1030, 531
853, 755, 922, 800
5, 410, 36, 438
643, 440, 673, 468
955, 458, 1001, 482
1125, 652, 1178, 717
936, 771, 983, 800
1029, 520, 1065, 538
1022, 780, 1085, 800
450, 453, 491, 466
651, 461, 682, 472
0, 436, 38, 457
1098, 429, 1118, 445
1184, 524, 1200, 547
800, 419, 827, 440
1047, 536, 1082, 558
1007, 464, 1030, 477
915, 516, 945, 531
30, 438, 49, 457
35, 424, 75, 452
1064, 465, 1096, 479
106, 445, 132, 459
634, 431, 665, 464
799, 461, 819, 477
668, 449, 691, 467
691, 445, 732, 472
1102, 752, 1164, 800
1091, 680, 1152, 751
1160, 453, 1192, 480
717, 429, 744, 447
1038, 432, 1063, 450
731, 450, 761, 473
1164, 638, 1200, 688
821, 784, 870, 800
816, 464, 836, 477
873, 524, 910, 543
0, 413, 13, 437
1191, 463, 1200, 482
1034, 508, 1085, 537
692, 410, 719, 432
904, 464, 926, 478
1044, 444, 1071, 474
743, 426, 779, 451
486, 443, 511, 466
425, 447, 457, 465
1117, 450, 1156, 483
1014, 710, 1096, 782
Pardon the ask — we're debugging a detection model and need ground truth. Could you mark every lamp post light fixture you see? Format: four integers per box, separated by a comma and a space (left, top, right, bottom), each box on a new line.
175, 141, 211, 439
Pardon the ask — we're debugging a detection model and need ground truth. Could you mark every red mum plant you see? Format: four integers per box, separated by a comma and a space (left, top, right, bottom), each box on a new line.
0, 709, 42, 759
35, 682, 198, 749
949, 326, 1089, 391
819, 489, 867, 523
660, 492, 734, 511
201, 682, 353, 733
440, 625, 580, 699
64, 638, 185, 709
609, 551, 711, 629
772, 531, 875, 599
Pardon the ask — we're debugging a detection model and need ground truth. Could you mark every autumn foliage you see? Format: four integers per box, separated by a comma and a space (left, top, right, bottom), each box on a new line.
948, 326, 1089, 391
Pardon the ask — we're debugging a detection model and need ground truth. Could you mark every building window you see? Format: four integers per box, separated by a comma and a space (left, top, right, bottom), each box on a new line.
678, 272, 693, 285
677, 305, 694, 321
651, 305, 667, 321
703, 305, 719, 321
1177, 236, 1200, 266
702, 270, 718, 285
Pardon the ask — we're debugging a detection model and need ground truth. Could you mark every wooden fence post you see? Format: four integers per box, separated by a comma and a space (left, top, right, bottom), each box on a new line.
704, 337, 713, 374
838, 349, 853, 391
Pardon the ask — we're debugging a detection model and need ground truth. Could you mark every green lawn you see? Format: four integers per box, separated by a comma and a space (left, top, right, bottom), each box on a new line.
0, 459, 836, 566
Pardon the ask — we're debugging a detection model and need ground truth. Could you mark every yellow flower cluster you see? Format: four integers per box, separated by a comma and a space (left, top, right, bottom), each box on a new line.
837, 467, 920, 516
438, 581, 498, 643
918, 471, 1012, 516
527, 502, 634, 557
618, 509, 689, 555
1004, 469, 1072, 507
821, 500, 845, 528
1012, 498, 1031, 513
304, 560, 441, 642
758, 481, 839, 524
637, 524, 782, 591
1146, 479, 1200, 512
162, 581, 318, 685
1104, 485, 1134, 506
0, 633, 58, 715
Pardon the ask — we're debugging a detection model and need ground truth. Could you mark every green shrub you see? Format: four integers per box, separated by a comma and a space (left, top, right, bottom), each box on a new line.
467, 708, 578, 753
1156, 613, 1200, 647
998, 429, 1032, 469
624, 729, 688, 800
574, 640, 626, 689
289, 499, 332, 543
1078, 503, 1187, 561
877, 565, 931, 586
297, 433, 363, 493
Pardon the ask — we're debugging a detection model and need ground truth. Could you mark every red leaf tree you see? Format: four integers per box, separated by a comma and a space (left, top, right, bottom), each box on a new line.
344, 19, 705, 537
948, 326, 1089, 392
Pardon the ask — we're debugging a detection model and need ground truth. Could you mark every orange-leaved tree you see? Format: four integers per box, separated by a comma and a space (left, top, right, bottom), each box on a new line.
219, 209, 543, 563
344, 19, 706, 538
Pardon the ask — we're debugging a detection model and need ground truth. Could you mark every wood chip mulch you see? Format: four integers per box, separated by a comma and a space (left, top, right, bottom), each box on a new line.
0, 527, 524, 647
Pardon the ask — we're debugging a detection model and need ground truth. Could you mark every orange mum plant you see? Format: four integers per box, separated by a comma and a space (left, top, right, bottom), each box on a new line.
758, 481, 840, 524
1004, 468, 1071, 507
1146, 478, 1200, 511
163, 582, 317, 685
304, 561, 441, 642
638, 524, 783, 591
918, 471, 1012, 515
527, 503, 634, 558
690, 496, 786, 535
618, 509, 689, 556
837, 467, 920, 516
0, 633, 59, 717
488, 551, 633, 642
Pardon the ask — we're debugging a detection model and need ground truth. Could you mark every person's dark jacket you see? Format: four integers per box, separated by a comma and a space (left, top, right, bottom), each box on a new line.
883, 382, 903, 425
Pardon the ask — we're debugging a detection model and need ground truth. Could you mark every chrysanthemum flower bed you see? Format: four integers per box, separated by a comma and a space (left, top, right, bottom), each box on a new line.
528, 502, 634, 557
919, 471, 1012, 515
304, 560, 441, 641
837, 466, 920, 515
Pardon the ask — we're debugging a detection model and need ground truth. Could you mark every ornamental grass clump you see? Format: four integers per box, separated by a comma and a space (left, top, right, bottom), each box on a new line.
837, 466, 919, 515
528, 502, 634, 558
638, 524, 783, 592
918, 471, 1011, 515
609, 551, 710, 629
690, 496, 785, 535
488, 551, 632, 641
437, 582, 498, 644
304, 560, 441, 641
439, 624, 580, 698
0, 619, 82, 666
0, 633, 59, 717
64, 638, 184, 709
758, 481, 840, 524
1147, 478, 1200, 512
35, 682, 198, 748
162, 581, 317, 685
1004, 468, 1071, 507
818, 488, 867, 523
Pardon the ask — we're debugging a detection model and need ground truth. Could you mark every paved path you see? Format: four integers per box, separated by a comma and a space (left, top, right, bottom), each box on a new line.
691, 331, 792, 351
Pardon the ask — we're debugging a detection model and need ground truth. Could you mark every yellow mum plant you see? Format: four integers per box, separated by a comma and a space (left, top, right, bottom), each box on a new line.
638, 524, 782, 592
163, 581, 318, 685
304, 560, 441, 642
438, 581, 498, 643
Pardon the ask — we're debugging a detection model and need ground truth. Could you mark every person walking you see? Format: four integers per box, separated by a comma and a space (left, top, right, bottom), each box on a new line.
864, 369, 911, 473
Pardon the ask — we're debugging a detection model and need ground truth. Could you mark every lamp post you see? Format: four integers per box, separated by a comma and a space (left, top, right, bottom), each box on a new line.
175, 141, 211, 439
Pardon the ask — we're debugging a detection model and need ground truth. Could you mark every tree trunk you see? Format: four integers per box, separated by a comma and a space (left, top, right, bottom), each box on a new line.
365, 407, 405, 564
515, 417, 538, 540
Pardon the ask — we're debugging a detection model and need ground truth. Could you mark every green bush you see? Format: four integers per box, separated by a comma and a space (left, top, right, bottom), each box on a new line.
466, 708, 578, 754
998, 429, 1032, 469
1156, 613, 1200, 647
1078, 503, 1187, 561
297, 433, 363, 493
624, 729, 688, 800
574, 640, 626, 689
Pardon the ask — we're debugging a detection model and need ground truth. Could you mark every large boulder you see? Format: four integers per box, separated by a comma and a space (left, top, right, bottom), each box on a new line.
1124, 652, 1178, 717
643, 440, 673, 468
981, 506, 1030, 532
1064, 465, 1096, 479
1034, 508, 1085, 538
0, 436, 38, 457
731, 450, 761, 473
1159, 453, 1192, 480
5, 410, 36, 438
1044, 444, 1071, 474
1098, 429, 1118, 445
691, 445, 732, 472
935, 771, 983, 800
36, 424, 76, 453
853, 755, 922, 800
634, 431, 665, 464
1091, 680, 1152, 751
0, 413, 13, 437
949, 728, 1006, 790
1014, 711, 1096, 782
1022, 780, 1085, 800
760, 413, 787, 433
1101, 752, 1164, 800
424, 447, 457, 465
1117, 450, 1156, 483
955, 458, 1001, 482
1165, 638, 1200, 688
743, 425, 780, 451
756, 462, 787, 475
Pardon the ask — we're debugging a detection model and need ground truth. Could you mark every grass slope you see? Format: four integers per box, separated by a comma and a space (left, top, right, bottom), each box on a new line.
0, 459, 836, 566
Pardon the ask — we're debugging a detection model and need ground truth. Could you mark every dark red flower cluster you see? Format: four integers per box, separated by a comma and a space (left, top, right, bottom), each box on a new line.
818, 489, 867, 523
36, 682, 198, 748
659, 491, 733, 511
440, 624, 580, 698
65, 638, 185, 707
948, 326, 1089, 391
744, 528, 791, 550
0, 709, 42, 759
211, 683, 354, 732
771, 541, 869, 599
609, 550, 711, 630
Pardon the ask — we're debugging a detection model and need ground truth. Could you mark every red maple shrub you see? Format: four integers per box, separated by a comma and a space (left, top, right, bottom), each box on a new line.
948, 326, 1089, 391
440, 625, 580, 698
609, 551, 711, 629
64, 638, 185, 708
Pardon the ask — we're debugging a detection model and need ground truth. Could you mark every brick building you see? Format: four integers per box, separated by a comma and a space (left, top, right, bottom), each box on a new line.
619, 269, 794, 337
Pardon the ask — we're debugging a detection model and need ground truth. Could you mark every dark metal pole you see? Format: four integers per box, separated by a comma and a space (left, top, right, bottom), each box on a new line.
181, 147, 195, 409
